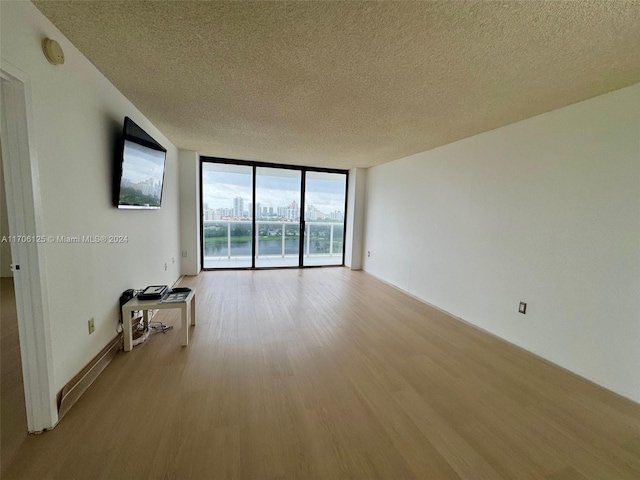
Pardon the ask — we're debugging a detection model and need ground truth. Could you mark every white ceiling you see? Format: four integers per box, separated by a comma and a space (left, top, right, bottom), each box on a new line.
33, 1, 640, 169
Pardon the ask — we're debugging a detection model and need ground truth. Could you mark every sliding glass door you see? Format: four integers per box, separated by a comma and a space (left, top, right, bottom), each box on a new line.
255, 167, 302, 268
202, 163, 253, 269
201, 159, 347, 269
303, 171, 347, 266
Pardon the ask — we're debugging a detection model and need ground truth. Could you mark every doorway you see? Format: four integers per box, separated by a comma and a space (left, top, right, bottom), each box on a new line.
200, 159, 348, 269
1, 65, 58, 433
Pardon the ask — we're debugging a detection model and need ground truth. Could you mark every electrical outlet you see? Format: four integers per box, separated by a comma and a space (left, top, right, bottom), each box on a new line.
518, 302, 527, 314
88, 318, 95, 334
367, 251, 371, 257
181, 250, 187, 258
172, 257, 175, 264
164, 263, 167, 271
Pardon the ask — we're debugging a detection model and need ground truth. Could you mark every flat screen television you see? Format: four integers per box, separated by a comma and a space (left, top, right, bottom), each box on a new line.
116, 117, 167, 209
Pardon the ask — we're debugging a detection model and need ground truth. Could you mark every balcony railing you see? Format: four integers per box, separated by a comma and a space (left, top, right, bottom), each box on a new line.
203, 219, 344, 267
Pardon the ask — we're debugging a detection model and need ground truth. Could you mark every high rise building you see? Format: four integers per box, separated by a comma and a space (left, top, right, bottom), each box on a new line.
290, 200, 299, 220
306, 205, 318, 221
330, 210, 344, 221
233, 196, 244, 217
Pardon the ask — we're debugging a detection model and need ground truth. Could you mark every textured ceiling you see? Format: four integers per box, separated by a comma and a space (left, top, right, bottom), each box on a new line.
32, 1, 640, 169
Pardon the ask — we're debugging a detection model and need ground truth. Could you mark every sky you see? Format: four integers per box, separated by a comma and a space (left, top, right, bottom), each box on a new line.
202, 165, 346, 214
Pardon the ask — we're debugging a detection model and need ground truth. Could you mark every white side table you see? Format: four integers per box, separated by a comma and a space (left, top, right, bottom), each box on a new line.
121, 289, 196, 352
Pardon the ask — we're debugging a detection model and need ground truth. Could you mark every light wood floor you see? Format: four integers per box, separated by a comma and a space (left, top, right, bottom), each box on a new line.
3, 268, 640, 479
1, 277, 29, 478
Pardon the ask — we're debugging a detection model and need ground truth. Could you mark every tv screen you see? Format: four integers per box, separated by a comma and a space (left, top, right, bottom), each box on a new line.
116, 117, 167, 209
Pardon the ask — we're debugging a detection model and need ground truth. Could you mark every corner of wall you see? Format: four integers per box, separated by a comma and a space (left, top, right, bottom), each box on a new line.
178, 150, 201, 275
345, 167, 367, 270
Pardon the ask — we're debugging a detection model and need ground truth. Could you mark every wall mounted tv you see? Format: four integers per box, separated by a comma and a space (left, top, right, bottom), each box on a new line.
116, 117, 167, 209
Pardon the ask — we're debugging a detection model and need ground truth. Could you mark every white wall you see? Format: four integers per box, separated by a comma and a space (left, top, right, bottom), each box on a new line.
178, 150, 201, 275
363, 83, 640, 403
0, 155, 13, 277
1, 1, 181, 392
345, 168, 366, 270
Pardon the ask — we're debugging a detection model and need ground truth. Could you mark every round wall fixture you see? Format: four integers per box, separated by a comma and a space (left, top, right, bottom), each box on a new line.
42, 38, 65, 65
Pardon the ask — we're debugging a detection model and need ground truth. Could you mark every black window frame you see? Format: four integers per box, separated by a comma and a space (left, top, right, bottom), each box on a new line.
200, 156, 349, 270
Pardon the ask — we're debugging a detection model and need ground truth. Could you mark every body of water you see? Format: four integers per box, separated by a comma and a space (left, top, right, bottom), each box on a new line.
204, 238, 342, 257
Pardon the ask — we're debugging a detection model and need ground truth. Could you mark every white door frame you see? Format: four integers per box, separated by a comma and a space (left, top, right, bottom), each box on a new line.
1, 61, 58, 432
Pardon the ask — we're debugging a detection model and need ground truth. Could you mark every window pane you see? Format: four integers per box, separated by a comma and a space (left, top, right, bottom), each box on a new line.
255, 167, 301, 268
304, 172, 346, 266
202, 163, 253, 268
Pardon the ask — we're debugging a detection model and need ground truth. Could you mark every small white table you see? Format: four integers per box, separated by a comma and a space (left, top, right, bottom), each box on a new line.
122, 289, 196, 352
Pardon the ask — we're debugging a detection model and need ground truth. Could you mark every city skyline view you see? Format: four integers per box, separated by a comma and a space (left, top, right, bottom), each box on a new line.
202, 164, 346, 219
204, 196, 344, 222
